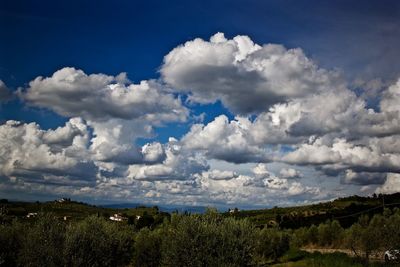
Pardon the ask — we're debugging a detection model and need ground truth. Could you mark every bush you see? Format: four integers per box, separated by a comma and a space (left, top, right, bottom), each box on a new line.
218, 217, 258, 265
291, 227, 307, 248
133, 227, 163, 267
0, 220, 25, 267
344, 215, 382, 264
256, 228, 290, 262
64, 216, 133, 267
18, 213, 65, 267
381, 208, 400, 249
161, 210, 257, 266
307, 224, 319, 245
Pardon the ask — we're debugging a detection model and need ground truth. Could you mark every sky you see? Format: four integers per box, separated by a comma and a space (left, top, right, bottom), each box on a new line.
1, 0, 400, 208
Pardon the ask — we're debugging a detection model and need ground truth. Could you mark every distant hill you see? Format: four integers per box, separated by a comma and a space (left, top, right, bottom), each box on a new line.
100, 203, 145, 209
226, 192, 400, 229
157, 205, 208, 214
2, 193, 400, 229
101, 202, 208, 214
0, 199, 163, 222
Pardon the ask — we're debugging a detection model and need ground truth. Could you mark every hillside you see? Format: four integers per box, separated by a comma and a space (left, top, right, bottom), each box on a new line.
225, 193, 400, 228
2, 193, 400, 229
1, 194, 400, 266
0, 198, 169, 229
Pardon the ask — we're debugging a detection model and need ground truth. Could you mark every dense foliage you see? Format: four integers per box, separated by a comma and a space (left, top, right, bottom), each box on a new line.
292, 208, 400, 264
160, 210, 257, 266
1, 199, 400, 266
64, 216, 133, 267
0, 210, 289, 267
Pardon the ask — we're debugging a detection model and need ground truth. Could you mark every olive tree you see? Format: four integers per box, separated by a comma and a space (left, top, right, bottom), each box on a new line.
161, 210, 257, 267
18, 213, 65, 267
64, 216, 133, 267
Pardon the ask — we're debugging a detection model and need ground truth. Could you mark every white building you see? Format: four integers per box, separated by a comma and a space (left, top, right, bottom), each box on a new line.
109, 214, 127, 222
26, 212, 38, 218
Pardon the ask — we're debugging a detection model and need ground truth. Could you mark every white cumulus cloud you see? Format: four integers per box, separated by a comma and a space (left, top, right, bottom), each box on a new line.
23, 67, 188, 122
161, 32, 342, 114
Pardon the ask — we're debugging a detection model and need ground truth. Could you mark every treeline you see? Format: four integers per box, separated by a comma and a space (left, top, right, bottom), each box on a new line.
0, 210, 290, 267
233, 192, 400, 229
0, 214, 133, 267
1, 208, 400, 266
292, 208, 400, 263
0, 200, 167, 224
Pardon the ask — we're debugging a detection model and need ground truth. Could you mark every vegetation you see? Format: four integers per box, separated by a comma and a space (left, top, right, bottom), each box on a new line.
0, 199, 166, 225
227, 192, 400, 229
1, 194, 400, 266
291, 208, 400, 265
273, 250, 386, 267
159, 210, 255, 266
64, 216, 133, 267
0, 210, 278, 267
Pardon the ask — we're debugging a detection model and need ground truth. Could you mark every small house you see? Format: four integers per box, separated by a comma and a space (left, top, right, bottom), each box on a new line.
109, 213, 127, 222
26, 212, 38, 218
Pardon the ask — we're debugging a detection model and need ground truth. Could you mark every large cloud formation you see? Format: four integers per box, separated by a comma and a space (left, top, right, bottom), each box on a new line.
0, 118, 95, 184
23, 67, 188, 122
1, 33, 400, 207
20, 67, 189, 166
161, 32, 342, 114
176, 34, 400, 186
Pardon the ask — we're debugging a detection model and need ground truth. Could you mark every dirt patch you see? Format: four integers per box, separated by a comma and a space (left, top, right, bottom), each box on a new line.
301, 248, 384, 261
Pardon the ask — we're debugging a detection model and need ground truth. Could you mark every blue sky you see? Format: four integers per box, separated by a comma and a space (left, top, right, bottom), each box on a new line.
1, 0, 400, 207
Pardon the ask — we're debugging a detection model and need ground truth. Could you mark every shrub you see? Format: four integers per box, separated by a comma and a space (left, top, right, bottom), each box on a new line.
64, 216, 133, 267
317, 220, 344, 247
161, 210, 257, 267
256, 228, 290, 262
291, 227, 307, 248
18, 213, 65, 267
0, 220, 25, 267
344, 215, 381, 264
132, 227, 163, 267
307, 224, 319, 245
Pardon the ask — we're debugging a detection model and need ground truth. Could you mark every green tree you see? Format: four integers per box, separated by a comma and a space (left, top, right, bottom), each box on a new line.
345, 215, 381, 265
133, 227, 162, 267
329, 220, 344, 247
381, 208, 400, 249
291, 227, 307, 248
256, 228, 290, 262
307, 224, 319, 245
218, 217, 258, 265
161, 210, 256, 266
316, 220, 343, 247
18, 213, 65, 267
64, 216, 133, 267
135, 213, 155, 230
0, 220, 25, 267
